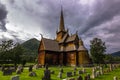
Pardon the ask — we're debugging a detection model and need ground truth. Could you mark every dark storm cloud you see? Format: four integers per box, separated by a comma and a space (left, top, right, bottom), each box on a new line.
80, 0, 120, 34
0, 2, 7, 31
2, 0, 120, 53
11, 0, 88, 37
8, 0, 15, 4
17, 0, 119, 38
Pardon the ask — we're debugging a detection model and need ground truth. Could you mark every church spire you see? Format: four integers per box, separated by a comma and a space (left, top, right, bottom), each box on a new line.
59, 7, 65, 31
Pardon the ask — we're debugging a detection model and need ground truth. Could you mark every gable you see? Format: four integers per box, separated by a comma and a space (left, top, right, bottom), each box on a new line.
39, 40, 45, 51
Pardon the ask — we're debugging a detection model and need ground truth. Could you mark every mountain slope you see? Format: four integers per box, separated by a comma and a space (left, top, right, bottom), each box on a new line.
21, 38, 40, 54
111, 51, 120, 57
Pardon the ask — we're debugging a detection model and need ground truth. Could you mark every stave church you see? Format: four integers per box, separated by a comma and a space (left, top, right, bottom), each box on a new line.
38, 9, 91, 66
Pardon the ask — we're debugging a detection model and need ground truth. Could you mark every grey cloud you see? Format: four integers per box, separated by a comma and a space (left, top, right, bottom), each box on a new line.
2, 30, 33, 43
1, 0, 120, 53
14, 0, 88, 37
8, 0, 15, 4
82, 16, 120, 53
80, 0, 120, 34
0, 2, 7, 31
6, 0, 88, 37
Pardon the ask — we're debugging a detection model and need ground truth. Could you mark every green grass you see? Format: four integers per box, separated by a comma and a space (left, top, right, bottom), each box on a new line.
0, 66, 120, 80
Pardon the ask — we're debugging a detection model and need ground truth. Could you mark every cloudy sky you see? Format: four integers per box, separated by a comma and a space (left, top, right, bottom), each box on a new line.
0, 0, 120, 53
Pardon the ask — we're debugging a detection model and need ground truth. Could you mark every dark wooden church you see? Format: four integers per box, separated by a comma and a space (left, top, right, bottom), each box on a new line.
38, 9, 91, 66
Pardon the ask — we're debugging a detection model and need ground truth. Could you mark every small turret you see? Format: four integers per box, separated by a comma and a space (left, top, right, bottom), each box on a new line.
78, 39, 87, 51
79, 39, 83, 46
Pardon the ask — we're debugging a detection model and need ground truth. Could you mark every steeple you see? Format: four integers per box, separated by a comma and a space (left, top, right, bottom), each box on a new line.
56, 6, 67, 42
59, 7, 65, 32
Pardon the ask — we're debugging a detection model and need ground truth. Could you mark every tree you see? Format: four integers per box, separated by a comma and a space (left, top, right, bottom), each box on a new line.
0, 40, 24, 65
11, 43, 24, 66
90, 38, 106, 64
104, 54, 113, 63
0, 40, 14, 63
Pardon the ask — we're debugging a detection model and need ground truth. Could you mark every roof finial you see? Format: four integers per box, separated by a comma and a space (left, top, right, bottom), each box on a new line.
76, 30, 78, 34
61, 0, 63, 12
40, 33, 43, 39
56, 29, 58, 33
67, 28, 69, 33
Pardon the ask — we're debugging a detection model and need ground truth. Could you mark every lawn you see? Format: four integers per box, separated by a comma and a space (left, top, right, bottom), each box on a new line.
0, 66, 120, 80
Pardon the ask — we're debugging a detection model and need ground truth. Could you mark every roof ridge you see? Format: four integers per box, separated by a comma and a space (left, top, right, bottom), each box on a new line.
43, 38, 54, 41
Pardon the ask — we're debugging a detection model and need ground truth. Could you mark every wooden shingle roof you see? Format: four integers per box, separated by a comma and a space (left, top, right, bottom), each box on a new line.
42, 38, 59, 51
